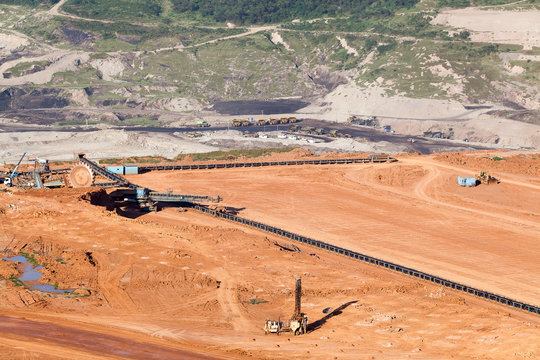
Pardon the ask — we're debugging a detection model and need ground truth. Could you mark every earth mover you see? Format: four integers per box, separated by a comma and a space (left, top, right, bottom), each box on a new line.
475, 171, 500, 185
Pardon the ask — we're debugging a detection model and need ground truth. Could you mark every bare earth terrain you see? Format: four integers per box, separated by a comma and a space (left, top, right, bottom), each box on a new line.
0, 151, 539, 359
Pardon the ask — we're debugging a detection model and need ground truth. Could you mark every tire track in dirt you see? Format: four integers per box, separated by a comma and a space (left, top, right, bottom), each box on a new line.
405, 158, 540, 229
0, 315, 218, 360
213, 268, 252, 332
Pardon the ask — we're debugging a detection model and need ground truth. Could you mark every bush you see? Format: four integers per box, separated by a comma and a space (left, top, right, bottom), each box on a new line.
175, 147, 297, 161
170, 0, 419, 24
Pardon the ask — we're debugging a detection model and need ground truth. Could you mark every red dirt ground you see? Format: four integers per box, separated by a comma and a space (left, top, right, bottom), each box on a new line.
0, 150, 539, 359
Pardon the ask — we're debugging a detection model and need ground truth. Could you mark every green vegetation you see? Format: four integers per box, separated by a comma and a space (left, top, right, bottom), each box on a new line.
121, 117, 163, 126
174, 147, 297, 161
492, 156, 505, 161
0, 0, 57, 7
7, 60, 51, 77
171, 0, 419, 24
8, 276, 26, 288
285, 12, 451, 40
356, 39, 506, 100
130, 34, 314, 101
18, 251, 39, 266
63, 0, 162, 20
250, 299, 268, 304
437, 0, 525, 7
16, 16, 244, 52
55, 258, 67, 264
100, 155, 170, 164
510, 60, 539, 84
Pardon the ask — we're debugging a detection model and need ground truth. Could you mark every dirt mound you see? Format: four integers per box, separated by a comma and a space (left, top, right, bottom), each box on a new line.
370, 165, 427, 188
435, 152, 540, 176
0, 260, 19, 279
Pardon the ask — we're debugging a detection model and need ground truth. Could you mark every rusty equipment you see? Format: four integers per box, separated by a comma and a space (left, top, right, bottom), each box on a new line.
475, 171, 500, 185
264, 277, 308, 336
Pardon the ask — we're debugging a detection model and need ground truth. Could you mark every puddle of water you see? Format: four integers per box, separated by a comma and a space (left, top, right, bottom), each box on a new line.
3, 255, 73, 294
33, 284, 72, 293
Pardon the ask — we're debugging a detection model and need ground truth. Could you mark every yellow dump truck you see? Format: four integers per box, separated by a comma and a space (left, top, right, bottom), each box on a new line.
232, 119, 250, 127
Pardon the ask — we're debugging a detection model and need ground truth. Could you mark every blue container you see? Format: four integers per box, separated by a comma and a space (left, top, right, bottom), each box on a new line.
107, 166, 124, 175
136, 188, 149, 199
123, 165, 139, 175
458, 176, 476, 187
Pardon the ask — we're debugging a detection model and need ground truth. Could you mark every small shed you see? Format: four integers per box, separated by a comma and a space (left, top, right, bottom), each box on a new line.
458, 176, 477, 187
107, 166, 124, 175
123, 165, 139, 175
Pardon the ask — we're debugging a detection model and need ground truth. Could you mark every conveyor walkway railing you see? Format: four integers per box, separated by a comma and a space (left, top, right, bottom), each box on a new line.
138, 155, 396, 173
149, 192, 220, 203
192, 204, 540, 316
75, 154, 138, 189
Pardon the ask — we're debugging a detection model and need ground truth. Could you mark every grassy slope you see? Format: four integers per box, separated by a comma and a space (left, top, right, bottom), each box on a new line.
1, 0, 538, 110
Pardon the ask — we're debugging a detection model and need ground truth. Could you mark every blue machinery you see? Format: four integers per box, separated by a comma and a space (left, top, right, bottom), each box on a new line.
3, 151, 28, 186
193, 204, 540, 316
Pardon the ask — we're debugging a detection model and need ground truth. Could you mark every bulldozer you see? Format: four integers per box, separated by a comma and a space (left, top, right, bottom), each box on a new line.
475, 171, 500, 185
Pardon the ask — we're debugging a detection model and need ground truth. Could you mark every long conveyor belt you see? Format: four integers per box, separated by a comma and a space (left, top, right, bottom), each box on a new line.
148, 192, 220, 203
192, 204, 540, 316
137, 155, 397, 173
75, 154, 138, 189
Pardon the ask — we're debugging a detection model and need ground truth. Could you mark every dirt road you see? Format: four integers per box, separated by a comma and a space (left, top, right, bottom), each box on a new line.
0, 315, 219, 359
130, 152, 540, 306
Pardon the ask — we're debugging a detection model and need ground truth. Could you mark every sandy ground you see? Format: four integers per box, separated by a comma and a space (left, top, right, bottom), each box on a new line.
0, 51, 90, 86
128, 151, 540, 306
298, 84, 493, 122
0, 128, 410, 163
0, 129, 219, 162
432, 9, 540, 50
0, 151, 539, 359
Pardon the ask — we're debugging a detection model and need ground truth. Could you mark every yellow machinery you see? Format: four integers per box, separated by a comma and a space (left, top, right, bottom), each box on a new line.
264, 277, 308, 336
288, 116, 297, 123
257, 119, 269, 126
475, 171, 500, 185
232, 119, 250, 127
280, 117, 289, 124
269, 118, 279, 125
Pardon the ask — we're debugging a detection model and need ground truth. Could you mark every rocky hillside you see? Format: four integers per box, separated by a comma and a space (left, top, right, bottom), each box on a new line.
0, 0, 538, 129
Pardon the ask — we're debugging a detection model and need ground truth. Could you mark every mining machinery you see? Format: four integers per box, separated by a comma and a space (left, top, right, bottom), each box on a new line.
475, 171, 500, 185
264, 277, 308, 336
2, 151, 27, 187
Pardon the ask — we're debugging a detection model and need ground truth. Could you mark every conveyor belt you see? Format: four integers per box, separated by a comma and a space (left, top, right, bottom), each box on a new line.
192, 204, 540, 316
138, 155, 397, 173
75, 154, 138, 189
148, 192, 220, 203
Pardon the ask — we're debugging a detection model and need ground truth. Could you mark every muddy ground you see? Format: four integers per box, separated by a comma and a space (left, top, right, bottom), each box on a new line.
0, 150, 539, 359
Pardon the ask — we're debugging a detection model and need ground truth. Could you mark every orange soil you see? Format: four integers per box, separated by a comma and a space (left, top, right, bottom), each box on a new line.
0, 151, 539, 359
